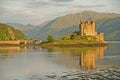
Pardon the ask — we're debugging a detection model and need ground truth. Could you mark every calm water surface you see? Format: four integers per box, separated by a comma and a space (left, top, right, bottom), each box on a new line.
0, 43, 120, 80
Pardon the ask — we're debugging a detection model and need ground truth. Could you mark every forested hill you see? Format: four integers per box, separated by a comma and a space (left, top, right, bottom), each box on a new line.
0, 23, 26, 40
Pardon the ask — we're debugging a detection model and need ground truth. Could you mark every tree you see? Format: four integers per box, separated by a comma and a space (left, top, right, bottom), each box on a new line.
47, 35, 54, 42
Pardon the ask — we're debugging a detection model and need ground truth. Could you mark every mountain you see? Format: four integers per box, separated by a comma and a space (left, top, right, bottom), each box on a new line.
0, 23, 26, 40
7, 23, 35, 31
96, 17, 120, 40
24, 11, 120, 40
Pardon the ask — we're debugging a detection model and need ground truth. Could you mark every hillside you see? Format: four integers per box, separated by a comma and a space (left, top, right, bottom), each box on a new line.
0, 23, 27, 40
24, 11, 120, 40
96, 17, 120, 40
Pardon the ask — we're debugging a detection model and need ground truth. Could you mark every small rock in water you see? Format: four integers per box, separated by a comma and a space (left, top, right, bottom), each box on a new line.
58, 76, 69, 80
29, 76, 42, 80
46, 75, 57, 79
13, 79, 19, 80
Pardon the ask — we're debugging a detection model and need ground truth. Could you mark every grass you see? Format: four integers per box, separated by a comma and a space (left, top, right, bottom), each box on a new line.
59, 40, 102, 44
40, 39, 108, 47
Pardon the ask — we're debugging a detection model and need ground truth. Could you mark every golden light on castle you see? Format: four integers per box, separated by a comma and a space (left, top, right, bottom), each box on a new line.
80, 21, 104, 42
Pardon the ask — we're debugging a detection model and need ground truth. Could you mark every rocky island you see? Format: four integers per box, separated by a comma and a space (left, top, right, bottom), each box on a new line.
40, 20, 108, 47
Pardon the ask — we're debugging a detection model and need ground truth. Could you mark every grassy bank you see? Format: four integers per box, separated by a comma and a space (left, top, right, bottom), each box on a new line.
40, 40, 108, 47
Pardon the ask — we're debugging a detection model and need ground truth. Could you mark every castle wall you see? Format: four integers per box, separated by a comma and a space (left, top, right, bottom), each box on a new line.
95, 33, 104, 42
0, 40, 20, 45
0, 40, 34, 45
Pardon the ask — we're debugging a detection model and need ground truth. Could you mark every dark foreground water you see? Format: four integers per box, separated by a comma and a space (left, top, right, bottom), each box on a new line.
0, 42, 120, 80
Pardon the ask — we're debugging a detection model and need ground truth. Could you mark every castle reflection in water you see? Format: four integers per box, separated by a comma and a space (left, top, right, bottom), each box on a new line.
80, 47, 105, 69
0, 46, 107, 70
46, 46, 107, 70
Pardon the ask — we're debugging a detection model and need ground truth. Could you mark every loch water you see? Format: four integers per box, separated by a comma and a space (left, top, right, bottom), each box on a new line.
0, 42, 120, 80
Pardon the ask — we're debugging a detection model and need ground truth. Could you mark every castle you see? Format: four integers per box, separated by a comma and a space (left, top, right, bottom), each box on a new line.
79, 21, 104, 42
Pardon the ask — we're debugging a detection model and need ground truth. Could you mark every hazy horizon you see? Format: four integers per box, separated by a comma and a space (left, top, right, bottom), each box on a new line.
0, 0, 120, 25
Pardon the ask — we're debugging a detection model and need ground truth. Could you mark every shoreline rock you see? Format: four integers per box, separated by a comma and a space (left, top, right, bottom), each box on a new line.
44, 65, 120, 80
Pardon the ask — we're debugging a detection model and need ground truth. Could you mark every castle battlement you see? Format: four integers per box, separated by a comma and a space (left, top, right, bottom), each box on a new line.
80, 21, 94, 25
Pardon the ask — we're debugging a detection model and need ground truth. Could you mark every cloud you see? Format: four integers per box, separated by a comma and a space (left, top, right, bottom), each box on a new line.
68, 2, 105, 14
0, 7, 6, 14
109, 0, 120, 7
26, 0, 72, 8
71, 3, 105, 9
0, 0, 119, 25
51, 0, 74, 2
0, 7, 12, 17
26, 0, 48, 8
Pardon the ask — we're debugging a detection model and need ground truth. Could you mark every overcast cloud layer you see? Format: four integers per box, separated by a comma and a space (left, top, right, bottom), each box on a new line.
0, 0, 120, 25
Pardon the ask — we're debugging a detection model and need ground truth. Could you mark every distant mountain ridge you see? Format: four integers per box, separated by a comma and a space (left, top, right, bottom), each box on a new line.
9, 11, 120, 41
50, 11, 120, 29
7, 23, 35, 31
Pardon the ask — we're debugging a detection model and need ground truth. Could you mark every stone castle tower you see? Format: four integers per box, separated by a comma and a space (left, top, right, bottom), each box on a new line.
80, 21, 97, 36
79, 21, 104, 41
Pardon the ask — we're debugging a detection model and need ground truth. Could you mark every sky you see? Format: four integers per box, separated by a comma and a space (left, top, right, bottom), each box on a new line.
0, 0, 120, 25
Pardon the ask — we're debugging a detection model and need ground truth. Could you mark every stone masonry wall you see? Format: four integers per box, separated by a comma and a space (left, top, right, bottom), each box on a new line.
80, 21, 97, 36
